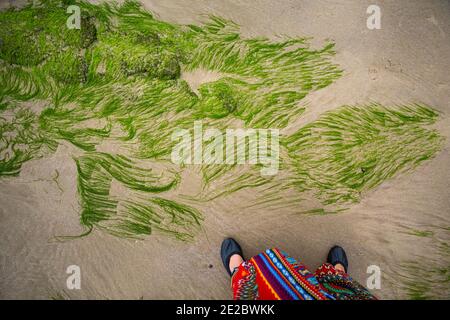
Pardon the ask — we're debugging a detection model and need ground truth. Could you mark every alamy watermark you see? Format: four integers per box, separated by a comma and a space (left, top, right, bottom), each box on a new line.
66, 5, 81, 30
66, 264, 81, 290
171, 121, 279, 176
367, 5, 381, 30
366, 265, 381, 289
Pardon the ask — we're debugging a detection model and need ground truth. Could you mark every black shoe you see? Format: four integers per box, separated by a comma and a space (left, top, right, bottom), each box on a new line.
220, 238, 244, 276
327, 245, 348, 273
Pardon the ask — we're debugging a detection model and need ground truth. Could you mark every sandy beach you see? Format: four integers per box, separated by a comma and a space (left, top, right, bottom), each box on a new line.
0, 0, 449, 299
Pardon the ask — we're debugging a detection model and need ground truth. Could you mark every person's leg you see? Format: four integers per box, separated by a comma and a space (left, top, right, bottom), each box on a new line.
220, 238, 244, 276
229, 254, 244, 274
334, 263, 346, 272
327, 245, 348, 273
316, 245, 377, 299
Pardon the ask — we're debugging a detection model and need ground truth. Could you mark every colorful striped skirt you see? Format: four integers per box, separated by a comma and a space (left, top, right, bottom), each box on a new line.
231, 248, 376, 300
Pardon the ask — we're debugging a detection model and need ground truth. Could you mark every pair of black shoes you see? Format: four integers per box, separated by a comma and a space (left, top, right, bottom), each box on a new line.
220, 238, 348, 276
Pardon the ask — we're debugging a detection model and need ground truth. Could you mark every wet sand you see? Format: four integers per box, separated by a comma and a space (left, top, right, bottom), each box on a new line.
1, 0, 449, 299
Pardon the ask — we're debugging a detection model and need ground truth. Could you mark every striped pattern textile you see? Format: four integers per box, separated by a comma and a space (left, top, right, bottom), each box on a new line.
231, 248, 376, 300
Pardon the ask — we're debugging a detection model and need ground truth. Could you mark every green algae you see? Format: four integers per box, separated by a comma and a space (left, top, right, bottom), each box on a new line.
405, 229, 434, 238
284, 103, 444, 205
400, 241, 450, 299
74, 152, 201, 239
0, 103, 57, 176
0, 0, 445, 242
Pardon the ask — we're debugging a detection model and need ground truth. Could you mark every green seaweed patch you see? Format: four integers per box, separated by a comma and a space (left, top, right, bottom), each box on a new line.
0, 107, 57, 176
0, 1, 98, 67
0, 0, 445, 241
297, 208, 348, 216
73, 152, 202, 240
405, 229, 434, 238
284, 104, 444, 205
